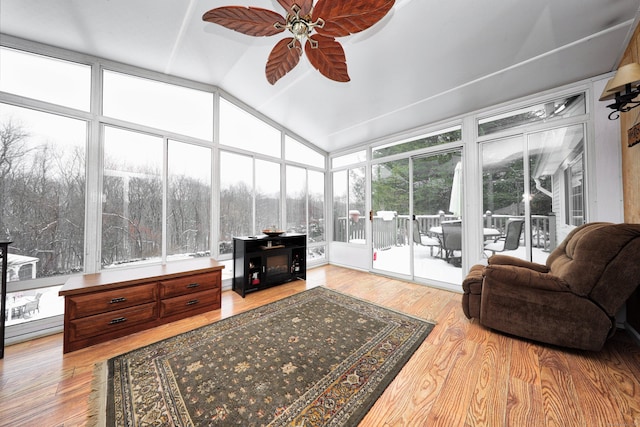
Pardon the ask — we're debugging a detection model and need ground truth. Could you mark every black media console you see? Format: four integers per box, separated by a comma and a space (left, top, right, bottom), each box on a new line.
232, 234, 306, 297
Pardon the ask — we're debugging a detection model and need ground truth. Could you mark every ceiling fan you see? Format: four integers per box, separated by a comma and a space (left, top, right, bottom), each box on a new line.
202, 0, 395, 85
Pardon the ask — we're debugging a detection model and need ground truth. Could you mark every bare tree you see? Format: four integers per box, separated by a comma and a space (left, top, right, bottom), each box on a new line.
0, 120, 30, 234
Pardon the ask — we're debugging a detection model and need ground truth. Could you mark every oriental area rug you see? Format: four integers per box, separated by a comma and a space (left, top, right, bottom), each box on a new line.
90, 286, 435, 426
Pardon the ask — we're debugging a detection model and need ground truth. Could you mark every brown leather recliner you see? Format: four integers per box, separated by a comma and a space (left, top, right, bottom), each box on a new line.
462, 222, 640, 351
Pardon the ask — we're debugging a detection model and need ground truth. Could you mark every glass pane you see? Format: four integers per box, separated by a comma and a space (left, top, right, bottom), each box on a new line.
528, 124, 585, 252
0, 104, 86, 280
255, 159, 280, 232
4, 286, 64, 326
285, 135, 325, 168
219, 98, 281, 158
478, 93, 586, 136
103, 70, 214, 140
348, 167, 366, 244
413, 152, 464, 284
0, 47, 91, 111
481, 136, 527, 260
308, 246, 326, 262
332, 150, 366, 168
371, 159, 410, 274
373, 126, 462, 159
286, 166, 306, 234
308, 170, 325, 243
167, 141, 211, 258
332, 170, 347, 242
102, 127, 163, 268
331, 167, 365, 244
219, 151, 253, 255
565, 156, 584, 226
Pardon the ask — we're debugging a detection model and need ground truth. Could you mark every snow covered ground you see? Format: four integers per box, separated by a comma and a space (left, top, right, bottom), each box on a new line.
373, 243, 551, 287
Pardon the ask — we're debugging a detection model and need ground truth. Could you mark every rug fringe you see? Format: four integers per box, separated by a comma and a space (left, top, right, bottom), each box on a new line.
87, 361, 108, 427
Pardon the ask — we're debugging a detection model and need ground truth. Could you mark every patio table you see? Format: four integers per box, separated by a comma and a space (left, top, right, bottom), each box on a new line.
5, 296, 30, 321
427, 226, 502, 264
428, 226, 501, 239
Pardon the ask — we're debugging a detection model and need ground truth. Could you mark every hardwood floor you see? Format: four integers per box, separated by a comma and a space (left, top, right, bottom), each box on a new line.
1, 265, 639, 426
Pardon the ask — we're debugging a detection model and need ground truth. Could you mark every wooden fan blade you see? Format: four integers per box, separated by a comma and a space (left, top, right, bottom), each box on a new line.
266, 38, 303, 85
305, 35, 350, 82
276, 0, 313, 16
202, 6, 286, 37
313, 0, 395, 38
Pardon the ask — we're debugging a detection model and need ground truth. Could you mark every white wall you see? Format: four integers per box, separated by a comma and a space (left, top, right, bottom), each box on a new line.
590, 75, 624, 223
329, 242, 370, 271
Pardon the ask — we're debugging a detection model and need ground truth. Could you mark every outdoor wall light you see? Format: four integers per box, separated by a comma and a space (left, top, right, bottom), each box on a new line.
600, 62, 640, 120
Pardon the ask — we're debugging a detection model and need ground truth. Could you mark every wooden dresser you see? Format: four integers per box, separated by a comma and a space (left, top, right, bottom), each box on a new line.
59, 258, 224, 353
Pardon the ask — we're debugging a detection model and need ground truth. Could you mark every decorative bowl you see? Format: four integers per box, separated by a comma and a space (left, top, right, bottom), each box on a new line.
262, 230, 285, 237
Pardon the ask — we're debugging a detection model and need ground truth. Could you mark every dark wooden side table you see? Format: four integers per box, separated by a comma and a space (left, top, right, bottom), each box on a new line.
0, 240, 12, 359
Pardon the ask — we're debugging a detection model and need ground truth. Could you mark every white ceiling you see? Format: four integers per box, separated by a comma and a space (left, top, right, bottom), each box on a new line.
1, 0, 639, 153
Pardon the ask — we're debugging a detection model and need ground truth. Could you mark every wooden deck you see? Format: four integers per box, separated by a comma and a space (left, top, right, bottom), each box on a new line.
1, 265, 639, 426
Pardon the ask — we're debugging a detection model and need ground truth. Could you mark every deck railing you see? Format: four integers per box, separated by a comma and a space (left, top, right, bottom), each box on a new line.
336, 211, 555, 251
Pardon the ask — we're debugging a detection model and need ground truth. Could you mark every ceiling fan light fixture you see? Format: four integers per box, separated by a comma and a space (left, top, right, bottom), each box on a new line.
203, 0, 395, 84
281, 5, 325, 45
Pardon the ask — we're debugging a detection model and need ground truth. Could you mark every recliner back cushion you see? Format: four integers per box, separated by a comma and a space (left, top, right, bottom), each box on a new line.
547, 223, 640, 310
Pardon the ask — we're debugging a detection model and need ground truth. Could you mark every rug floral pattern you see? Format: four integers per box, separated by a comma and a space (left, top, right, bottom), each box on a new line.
103, 287, 434, 426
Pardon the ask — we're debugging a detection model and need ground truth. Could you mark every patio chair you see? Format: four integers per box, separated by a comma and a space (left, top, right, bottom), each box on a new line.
441, 220, 462, 266
412, 220, 440, 257
23, 292, 42, 318
484, 218, 524, 256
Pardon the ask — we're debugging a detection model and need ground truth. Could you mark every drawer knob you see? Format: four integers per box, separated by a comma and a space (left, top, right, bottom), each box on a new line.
186, 299, 199, 306
109, 317, 127, 325
110, 297, 127, 304
187, 283, 200, 289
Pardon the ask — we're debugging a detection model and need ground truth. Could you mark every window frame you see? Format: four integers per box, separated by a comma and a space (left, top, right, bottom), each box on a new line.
0, 38, 327, 344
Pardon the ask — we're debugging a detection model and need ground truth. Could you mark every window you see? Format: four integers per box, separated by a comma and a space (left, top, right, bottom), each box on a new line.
219, 151, 253, 255
286, 166, 307, 234
255, 159, 281, 231
332, 167, 366, 244
372, 126, 462, 158
0, 47, 91, 111
332, 150, 366, 168
103, 70, 214, 140
285, 135, 325, 168
286, 166, 326, 247
308, 170, 325, 244
217, 153, 281, 251
167, 141, 212, 258
0, 104, 87, 279
564, 155, 584, 226
102, 126, 163, 268
0, 104, 86, 328
482, 124, 585, 263
219, 98, 281, 157
478, 93, 586, 136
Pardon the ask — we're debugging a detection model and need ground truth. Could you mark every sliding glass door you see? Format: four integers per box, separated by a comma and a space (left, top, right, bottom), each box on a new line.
371, 159, 410, 275
413, 150, 464, 283
481, 124, 585, 263
370, 149, 464, 283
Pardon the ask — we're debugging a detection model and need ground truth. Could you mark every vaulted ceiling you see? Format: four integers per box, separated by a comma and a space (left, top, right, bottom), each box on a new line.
1, 0, 639, 153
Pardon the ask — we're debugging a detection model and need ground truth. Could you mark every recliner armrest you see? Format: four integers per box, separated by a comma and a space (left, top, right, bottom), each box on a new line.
488, 254, 550, 273
483, 264, 570, 293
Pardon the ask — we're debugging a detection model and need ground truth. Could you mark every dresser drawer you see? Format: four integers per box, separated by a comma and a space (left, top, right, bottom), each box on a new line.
159, 271, 221, 299
160, 288, 220, 318
67, 283, 158, 319
68, 302, 158, 342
